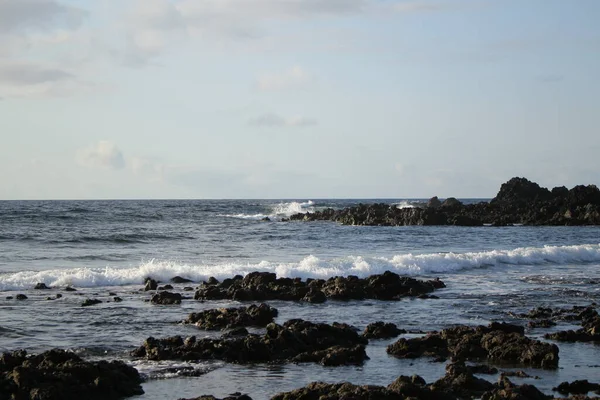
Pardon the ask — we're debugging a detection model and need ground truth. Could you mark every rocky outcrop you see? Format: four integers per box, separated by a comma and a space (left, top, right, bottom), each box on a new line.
184, 304, 278, 330
544, 307, 600, 343
179, 394, 253, 400
131, 319, 368, 366
194, 271, 444, 302
362, 322, 406, 339
150, 291, 182, 305
289, 177, 600, 226
387, 322, 559, 369
0, 349, 143, 400
553, 380, 600, 395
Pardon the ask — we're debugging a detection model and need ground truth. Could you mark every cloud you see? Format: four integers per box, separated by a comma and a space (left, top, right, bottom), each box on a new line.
249, 113, 318, 128
76, 141, 126, 170
256, 66, 311, 91
392, 1, 452, 13
0, 0, 86, 33
0, 62, 73, 85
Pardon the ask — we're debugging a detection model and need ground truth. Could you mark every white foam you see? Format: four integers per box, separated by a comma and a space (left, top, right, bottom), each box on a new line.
1, 244, 599, 291
220, 201, 315, 221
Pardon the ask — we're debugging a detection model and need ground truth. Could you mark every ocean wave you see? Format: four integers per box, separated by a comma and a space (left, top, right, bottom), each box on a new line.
220, 200, 315, 221
1, 244, 599, 291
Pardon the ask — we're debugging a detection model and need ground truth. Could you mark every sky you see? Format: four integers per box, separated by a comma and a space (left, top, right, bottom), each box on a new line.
0, 0, 599, 199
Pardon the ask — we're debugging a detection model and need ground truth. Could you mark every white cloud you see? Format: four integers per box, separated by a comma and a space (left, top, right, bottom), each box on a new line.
76, 141, 126, 170
0, 0, 86, 33
256, 66, 311, 91
249, 113, 317, 128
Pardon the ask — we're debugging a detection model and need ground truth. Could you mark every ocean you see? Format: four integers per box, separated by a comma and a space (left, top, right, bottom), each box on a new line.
1, 199, 599, 399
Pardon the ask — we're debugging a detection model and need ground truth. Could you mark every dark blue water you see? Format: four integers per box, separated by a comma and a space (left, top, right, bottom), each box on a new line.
1, 200, 599, 399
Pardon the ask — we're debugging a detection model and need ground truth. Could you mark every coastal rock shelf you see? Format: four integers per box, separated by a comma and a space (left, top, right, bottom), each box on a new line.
289, 177, 600, 226
0, 349, 144, 400
194, 271, 445, 302
387, 322, 559, 369
131, 319, 369, 366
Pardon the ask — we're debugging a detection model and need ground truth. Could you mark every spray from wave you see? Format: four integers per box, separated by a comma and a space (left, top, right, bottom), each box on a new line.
1, 244, 599, 291
220, 201, 315, 221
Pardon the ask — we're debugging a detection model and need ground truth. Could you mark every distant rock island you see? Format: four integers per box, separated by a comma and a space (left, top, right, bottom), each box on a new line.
289, 177, 600, 226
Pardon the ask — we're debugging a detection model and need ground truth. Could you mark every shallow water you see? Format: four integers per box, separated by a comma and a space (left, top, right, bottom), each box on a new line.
1, 199, 599, 399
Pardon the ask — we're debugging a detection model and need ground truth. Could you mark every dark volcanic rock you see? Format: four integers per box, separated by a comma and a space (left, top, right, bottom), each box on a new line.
179, 394, 253, 400
184, 303, 278, 330
131, 319, 368, 366
544, 307, 600, 342
481, 376, 550, 400
151, 291, 182, 305
430, 362, 495, 399
144, 278, 158, 291
387, 322, 558, 369
171, 276, 193, 283
194, 271, 444, 303
362, 321, 406, 339
81, 298, 102, 307
553, 380, 600, 395
16, 294, 27, 300
34, 282, 50, 290
288, 177, 600, 226
270, 382, 402, 400
0, 349, 143, 400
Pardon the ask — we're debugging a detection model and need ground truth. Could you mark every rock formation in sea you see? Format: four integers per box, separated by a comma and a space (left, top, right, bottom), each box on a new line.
289, 177, 600, 226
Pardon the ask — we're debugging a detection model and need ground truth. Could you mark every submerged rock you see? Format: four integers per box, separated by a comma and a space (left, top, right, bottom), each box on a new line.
81, 298, 102, 307
144, 278, 158, 291
131, 319, 368, 366
194, 271, 444, 303
553, 380, 600, 395
34, 282, 50, 290
387, 322, 559, 369
179, 394, 253, 400
184, 303, 278, 330
0, 349, 143, 400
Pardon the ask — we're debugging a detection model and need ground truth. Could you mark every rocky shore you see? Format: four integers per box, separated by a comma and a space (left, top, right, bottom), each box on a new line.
289, 177, 600, 226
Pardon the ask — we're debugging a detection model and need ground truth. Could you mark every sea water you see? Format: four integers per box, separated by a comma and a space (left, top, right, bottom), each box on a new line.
0, 200, 599, 399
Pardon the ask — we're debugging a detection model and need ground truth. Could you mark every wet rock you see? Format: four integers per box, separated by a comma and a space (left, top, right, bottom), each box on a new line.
362, 322, 406, 339
5, 296, 13, 300
171, 276, 193, 283
481, 376, 550, 400
34, 282, 50, 290
544, 307, 600, 342
387, 322, 559, 369
270, 382, 401, 400
289, 177, 600, 226
65, 286, 77, 291
469, 364, 499, 375
144, 278, 158, 291
157, 284, 174, 290
428, 196, 442, 208
0, 349, 143, 400
131, 319, 368, 366
151, 291, 182, 305
184, 304, 278, 330
16, 294, 27, 300
553, 380, 600, 395
502, 370, 539, 379
194, 271, 444, 302
223, 327, 249, 338
430, 361, 495, 398
179, 394, 253, 400
528, 319, 556, 328
81, 299, 102, 307
113, 296, 123, 302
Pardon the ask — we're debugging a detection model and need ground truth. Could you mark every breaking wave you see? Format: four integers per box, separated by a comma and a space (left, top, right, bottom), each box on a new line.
220, 201, 315, 221
1, 244, 599, 291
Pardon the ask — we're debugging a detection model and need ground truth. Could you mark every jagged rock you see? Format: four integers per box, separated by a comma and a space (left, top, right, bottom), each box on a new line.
81, 299, 102, 307
545, 307, 600, 342
34, 282, 50, 290
387, 322, 558, 369
270, 382, 401, 400
481, 376, 550, 400
428, 196, 442, 208
194, 271, 444, 302
131, 319, 368, 366
184, 304, 278, 330
171, 276, 193, 283
362, 322, 406, 339
528, 319, 556, 328
430, 362, 495, 398
65, 286, 77, 291
151, 291, 182, 305
0, 349, 143, 400
553, 380, 600, 395
179, 394, 253, 400
16, 294, 27, 300
157, 284, 174, 290
288, 178, 600, 226
144, 278, 158, 291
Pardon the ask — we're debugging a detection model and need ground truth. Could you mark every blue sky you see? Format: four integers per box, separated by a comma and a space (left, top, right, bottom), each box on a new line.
0, 0, 598, 199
